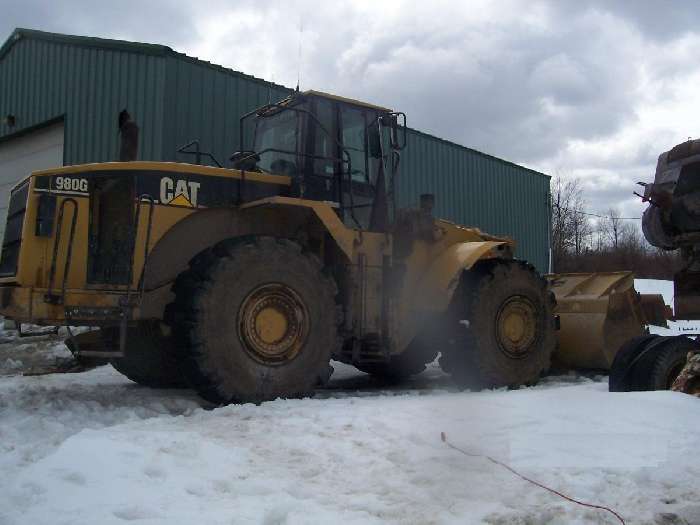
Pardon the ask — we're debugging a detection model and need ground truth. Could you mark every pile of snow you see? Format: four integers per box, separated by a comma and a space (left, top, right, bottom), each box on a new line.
0, 322, 74, 376
1, 364, 699, 524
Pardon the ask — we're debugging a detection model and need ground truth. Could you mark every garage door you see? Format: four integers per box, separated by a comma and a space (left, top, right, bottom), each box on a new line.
0, 122, 64, 243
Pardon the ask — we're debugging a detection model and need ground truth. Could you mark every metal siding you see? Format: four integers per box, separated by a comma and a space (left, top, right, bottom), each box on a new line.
0, 37, 166, 165
397, 129, 550, 272
161, 57, 291, 165
0, 31, 550, 270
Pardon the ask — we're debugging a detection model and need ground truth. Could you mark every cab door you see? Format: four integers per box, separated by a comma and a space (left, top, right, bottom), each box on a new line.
338, 104, 381, 230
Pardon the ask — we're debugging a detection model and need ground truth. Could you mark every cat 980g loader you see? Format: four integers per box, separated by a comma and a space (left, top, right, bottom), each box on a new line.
0, 90, 557, 403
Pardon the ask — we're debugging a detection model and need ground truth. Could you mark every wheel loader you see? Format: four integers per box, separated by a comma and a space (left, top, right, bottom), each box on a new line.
0, 90, 558, 403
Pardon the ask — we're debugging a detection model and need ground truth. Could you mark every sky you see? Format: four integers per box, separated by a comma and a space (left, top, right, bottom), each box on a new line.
2, 0, 699, 220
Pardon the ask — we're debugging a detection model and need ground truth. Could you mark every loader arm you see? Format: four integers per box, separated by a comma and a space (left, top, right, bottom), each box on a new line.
394, 240, 509, 353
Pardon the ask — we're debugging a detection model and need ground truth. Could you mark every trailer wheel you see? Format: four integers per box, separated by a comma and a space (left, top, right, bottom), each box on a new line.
439, 260, 556, 389
637, 336, 699, 390
608, 334, 661, 392
109, 322, 187, 388
169, 236, 337, 404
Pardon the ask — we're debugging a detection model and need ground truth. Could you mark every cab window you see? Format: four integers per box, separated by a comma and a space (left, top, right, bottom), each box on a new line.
340, 106, 369, 184
253, 105, 303, 177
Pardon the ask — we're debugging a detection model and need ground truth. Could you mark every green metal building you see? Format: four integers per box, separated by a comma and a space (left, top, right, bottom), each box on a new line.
0, 28, 550, 271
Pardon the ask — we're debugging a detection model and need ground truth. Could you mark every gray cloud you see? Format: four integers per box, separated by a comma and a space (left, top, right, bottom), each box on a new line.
1, 0, 697, 219
0, 0, 201, 51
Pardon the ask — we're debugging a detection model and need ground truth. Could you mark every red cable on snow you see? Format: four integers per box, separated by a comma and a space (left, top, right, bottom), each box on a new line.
440, 432, 625, 525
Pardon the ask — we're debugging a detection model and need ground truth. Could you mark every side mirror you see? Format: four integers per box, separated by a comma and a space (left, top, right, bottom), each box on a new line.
381, 113, 407, 151
389, 112, 406, 150
35, 194, 56, 237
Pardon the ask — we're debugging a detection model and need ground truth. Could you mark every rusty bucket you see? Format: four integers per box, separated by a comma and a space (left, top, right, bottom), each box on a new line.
546, 272, 670, 370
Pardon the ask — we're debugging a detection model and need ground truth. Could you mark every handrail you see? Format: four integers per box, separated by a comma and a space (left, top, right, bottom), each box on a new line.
44, 198, 78, 305
177, 139, 223, 168
118, 194, 155, 356
125, 194, 155, 305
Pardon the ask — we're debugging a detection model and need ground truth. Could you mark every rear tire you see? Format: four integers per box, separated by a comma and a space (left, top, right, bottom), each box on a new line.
439, 260, 556, 389
169, 236, 337, 404
109, 322, 187, 388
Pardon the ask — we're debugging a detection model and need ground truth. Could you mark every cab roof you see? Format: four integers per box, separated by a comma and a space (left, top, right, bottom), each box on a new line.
287, 90, 393, 113
303, 90, 392, 112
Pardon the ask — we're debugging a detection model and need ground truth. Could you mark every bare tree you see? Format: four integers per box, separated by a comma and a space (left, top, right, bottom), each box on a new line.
550, 176, 589, 269
601, 207, 623, 249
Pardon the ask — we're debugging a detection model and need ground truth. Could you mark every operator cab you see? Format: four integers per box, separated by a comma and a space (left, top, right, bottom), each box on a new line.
235, 91, 406, 230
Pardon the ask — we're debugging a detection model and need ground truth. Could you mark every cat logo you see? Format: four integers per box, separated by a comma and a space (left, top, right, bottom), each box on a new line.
160, 177, 201, 208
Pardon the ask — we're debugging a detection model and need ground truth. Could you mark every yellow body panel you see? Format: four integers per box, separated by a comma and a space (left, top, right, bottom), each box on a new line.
0, 162, 515, 358
27, 160, 291, 186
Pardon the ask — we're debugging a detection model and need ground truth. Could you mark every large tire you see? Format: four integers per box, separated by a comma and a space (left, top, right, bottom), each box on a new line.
608, 334, 661, 392
109, 322, 187, 388
439, 259, 556, 389
636, 336, 699, 390
168, 236, 337, 404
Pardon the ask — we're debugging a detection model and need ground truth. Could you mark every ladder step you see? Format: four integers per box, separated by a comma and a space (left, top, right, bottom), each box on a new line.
77, 350, 124, 358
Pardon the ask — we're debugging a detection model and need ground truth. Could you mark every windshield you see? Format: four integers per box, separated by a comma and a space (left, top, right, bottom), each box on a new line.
252, 107, 301, 177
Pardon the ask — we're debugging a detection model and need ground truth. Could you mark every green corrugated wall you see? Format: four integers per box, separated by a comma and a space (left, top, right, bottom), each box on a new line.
398, 129, 550, 270
162, 56, 290, 165
0, 35, 168, 163
0, 29, 550, 272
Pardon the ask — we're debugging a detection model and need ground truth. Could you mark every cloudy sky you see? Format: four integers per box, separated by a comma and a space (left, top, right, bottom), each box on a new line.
3, 0, 698, 220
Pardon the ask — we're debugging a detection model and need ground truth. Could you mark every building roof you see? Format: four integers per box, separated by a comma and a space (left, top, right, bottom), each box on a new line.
0, 27, 290, 92
0, 27, 549, 180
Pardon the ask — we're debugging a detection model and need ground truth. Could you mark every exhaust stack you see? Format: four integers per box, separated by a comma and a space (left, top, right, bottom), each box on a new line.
118, 109, 139, 161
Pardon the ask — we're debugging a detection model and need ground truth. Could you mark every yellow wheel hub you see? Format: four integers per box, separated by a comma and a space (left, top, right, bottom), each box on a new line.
496, 296, 537, 358
255, 307, 289, 345
503, 312, 526, 343
238, 283, 309, 364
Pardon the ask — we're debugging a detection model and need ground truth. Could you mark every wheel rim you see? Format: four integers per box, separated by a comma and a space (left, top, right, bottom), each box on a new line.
238, 283, 309, 365
496, 295, 538, 359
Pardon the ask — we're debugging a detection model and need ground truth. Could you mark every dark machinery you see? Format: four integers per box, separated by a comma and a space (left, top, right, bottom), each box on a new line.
610, 139, 700, 393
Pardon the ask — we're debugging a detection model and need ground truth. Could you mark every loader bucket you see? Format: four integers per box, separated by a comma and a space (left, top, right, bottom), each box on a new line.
546, 272, 671, 370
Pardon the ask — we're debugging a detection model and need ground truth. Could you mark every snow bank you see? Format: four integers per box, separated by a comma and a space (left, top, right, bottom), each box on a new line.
1, 364, 699, 524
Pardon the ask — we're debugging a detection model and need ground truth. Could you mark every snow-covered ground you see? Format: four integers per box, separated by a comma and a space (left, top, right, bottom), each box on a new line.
0, 280, 699, 525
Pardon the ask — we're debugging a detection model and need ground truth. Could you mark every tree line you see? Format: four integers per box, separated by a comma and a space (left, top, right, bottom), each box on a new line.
550, 177, 681, 279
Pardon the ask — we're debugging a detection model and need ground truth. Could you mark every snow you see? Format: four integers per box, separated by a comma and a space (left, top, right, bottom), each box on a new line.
0, 281, 699, 524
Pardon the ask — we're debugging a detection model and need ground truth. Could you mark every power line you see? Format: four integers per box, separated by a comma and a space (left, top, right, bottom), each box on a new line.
579, 210, 641, 221
554, 205, 642, 221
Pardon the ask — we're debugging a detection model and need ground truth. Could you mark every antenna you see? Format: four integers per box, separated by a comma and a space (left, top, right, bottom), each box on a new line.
296, 18, 303, 92
268, 73, 274, 104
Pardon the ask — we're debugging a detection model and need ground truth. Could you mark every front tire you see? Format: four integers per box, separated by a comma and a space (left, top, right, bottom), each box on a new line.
169, 236, 337, 404
439, 260, 556, 389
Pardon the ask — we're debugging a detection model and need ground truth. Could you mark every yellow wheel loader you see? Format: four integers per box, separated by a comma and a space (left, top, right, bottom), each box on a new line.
0, 90, 557, 403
